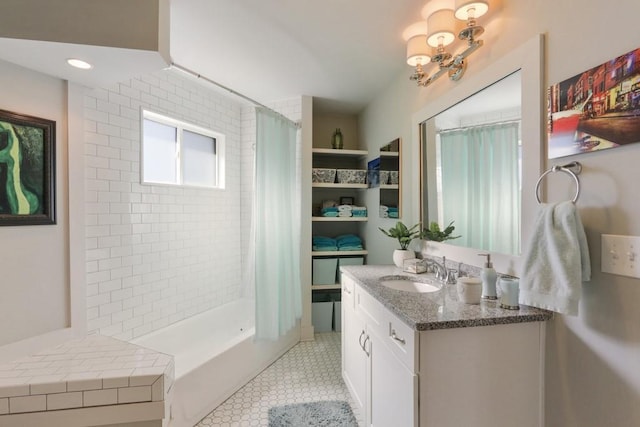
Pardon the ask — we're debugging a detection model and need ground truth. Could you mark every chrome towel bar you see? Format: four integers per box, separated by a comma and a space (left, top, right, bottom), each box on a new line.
535, 161, 582, 204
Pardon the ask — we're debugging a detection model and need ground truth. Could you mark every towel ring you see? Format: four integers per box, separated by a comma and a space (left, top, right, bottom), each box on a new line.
535, 162, 582, 204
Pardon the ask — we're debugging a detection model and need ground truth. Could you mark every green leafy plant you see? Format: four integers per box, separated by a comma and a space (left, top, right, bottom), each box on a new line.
379, 221, 421, 250
421, 220, 461, 242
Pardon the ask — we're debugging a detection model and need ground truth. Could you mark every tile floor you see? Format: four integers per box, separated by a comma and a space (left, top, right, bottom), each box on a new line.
195, 332, 363, 427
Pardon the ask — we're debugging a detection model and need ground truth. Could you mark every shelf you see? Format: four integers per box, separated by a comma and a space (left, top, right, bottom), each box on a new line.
312, 216, 368, 222
380, 184, 399, 190
311, 284, 342, 291
312, 250, 368, 256
380, 151, 399, 157
312, 183, 368, 189
312, 148, 368, 157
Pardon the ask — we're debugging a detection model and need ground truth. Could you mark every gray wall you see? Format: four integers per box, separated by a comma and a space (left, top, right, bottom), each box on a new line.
359, 1, 640, 425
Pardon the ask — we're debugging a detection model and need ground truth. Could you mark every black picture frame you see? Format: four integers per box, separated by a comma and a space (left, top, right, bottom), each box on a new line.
0, 109, 56, 225
340, 196, 354, 205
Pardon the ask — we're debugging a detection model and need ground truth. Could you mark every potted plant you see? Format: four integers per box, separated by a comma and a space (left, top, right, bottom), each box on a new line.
379, 221, 421, 267
421, 220, 460, 242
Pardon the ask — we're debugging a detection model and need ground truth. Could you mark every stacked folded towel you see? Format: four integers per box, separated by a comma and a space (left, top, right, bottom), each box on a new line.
336, 234, 364, 251
321, 207, 339, 217
337, 205, 353, 217
379, 205, 398, 218
313, 236, 338, 251
352, 206, 367, 217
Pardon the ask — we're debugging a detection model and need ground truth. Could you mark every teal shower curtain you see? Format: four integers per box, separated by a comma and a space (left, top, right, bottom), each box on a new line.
439, 122, 520, 254
253, 108, 301, 340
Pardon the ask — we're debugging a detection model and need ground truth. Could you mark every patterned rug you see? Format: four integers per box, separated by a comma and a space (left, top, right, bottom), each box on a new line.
268, 400, 358, 426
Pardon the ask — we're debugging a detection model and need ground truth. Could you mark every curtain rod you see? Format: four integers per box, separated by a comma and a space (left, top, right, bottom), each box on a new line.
169, 62, 301, 128
438, 118, 520, 134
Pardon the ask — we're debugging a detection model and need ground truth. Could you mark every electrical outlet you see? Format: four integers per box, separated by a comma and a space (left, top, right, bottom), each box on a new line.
601, 234, 640, 278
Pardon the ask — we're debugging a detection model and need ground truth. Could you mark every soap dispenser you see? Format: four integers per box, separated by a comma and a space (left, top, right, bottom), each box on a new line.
478, 253, 497, 300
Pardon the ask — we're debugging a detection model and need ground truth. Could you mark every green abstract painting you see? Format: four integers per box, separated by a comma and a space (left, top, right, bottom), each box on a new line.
0, 109, 55, 225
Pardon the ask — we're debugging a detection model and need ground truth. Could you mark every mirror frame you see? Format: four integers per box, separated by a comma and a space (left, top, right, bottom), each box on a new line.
379, 138, 402, 219
411, 34, 544, 276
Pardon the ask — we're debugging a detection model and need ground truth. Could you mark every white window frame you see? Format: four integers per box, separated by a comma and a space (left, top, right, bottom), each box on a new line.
141, 109, 226, 189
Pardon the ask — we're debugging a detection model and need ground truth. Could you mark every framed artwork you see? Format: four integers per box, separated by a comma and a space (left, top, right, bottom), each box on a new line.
367, 157, 380, 188
0, 109, 56, 225
548, 46, 640, 158
340, 196, 354, 205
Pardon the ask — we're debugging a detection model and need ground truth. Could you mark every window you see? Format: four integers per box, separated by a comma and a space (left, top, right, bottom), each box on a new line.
142, 110, 225, 188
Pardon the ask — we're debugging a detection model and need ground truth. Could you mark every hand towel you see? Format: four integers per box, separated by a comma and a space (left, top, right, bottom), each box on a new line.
338, 211, 352, 217
339, 245, 364, 251
336, 234, 362, 246
313, 245, 338, 251
338, 205, 353, 211
313, 236, 337, 245
321, 207, 339, 213
520, 201, 591, 316
379, 205, 389, 212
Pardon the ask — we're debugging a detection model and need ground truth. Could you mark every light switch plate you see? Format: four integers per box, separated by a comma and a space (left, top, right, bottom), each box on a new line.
601, 234, 640, 278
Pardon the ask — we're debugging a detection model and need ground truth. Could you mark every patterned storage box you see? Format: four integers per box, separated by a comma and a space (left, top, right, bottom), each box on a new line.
312, 168, 336, 183
336, 169, 367, 184
379, 170, 390, 185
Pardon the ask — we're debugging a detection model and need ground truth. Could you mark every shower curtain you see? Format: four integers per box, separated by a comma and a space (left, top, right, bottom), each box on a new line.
439, 122, 521, 254
251, 108, 301, 340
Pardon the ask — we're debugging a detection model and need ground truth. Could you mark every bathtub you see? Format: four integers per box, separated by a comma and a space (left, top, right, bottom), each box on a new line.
133, 298, 300, 427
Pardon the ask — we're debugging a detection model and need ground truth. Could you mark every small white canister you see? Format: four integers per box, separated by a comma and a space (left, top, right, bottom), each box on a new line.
499, 277, 520, 310
457, 277, 482, 304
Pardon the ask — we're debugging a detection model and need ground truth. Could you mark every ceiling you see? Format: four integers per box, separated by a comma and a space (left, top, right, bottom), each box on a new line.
0, 0, 425, 115
170, 0, 424, 114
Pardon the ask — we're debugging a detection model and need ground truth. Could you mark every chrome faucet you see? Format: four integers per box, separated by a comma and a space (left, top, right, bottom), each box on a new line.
425, 256, 448, 282
426, 257, 462, 284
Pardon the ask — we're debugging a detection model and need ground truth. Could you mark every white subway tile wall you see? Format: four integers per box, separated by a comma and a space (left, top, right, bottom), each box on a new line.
84, 71, 244, 339
85, 68, 303, 339
0, 335, 174, 415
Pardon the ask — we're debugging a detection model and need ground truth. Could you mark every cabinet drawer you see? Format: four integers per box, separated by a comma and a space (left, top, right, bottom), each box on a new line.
342, 275, 355, 311
355, 284, 385, 332
381, 309, 417, 372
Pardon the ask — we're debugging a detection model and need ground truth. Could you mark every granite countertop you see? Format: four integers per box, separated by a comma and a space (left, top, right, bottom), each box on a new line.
341, 265, 553, 331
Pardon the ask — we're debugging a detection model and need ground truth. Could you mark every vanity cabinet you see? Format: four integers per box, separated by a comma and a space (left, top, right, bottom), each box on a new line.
341, 277, 367, 415
342, 275, 418, 427
342, 269, 547, 427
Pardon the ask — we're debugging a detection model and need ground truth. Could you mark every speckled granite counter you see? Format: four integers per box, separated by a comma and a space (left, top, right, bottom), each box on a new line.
341, 265, 552, 331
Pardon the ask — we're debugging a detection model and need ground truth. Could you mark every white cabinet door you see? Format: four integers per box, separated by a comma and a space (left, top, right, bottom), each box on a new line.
342, 283, 368, 417
369, 327, 418, 427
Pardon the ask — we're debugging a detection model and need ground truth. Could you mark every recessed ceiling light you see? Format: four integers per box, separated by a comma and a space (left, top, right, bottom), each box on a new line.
66, 58, 92, 70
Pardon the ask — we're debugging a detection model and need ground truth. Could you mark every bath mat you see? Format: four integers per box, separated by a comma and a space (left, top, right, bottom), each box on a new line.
268, 400, 357, 426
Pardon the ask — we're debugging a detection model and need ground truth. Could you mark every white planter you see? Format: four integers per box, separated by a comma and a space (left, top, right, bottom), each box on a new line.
393, 249, 415, 268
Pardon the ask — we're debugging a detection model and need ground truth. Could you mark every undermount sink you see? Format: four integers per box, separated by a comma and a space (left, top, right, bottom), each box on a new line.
379, 275, 441, 293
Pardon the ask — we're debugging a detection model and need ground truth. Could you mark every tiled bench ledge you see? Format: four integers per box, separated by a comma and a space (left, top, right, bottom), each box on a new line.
0, 335, 174, 427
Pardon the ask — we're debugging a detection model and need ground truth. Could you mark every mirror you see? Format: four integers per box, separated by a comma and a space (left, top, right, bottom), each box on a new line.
421, 72, 521, 255
379, 138, 401, 218
412, 34, 543, 276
